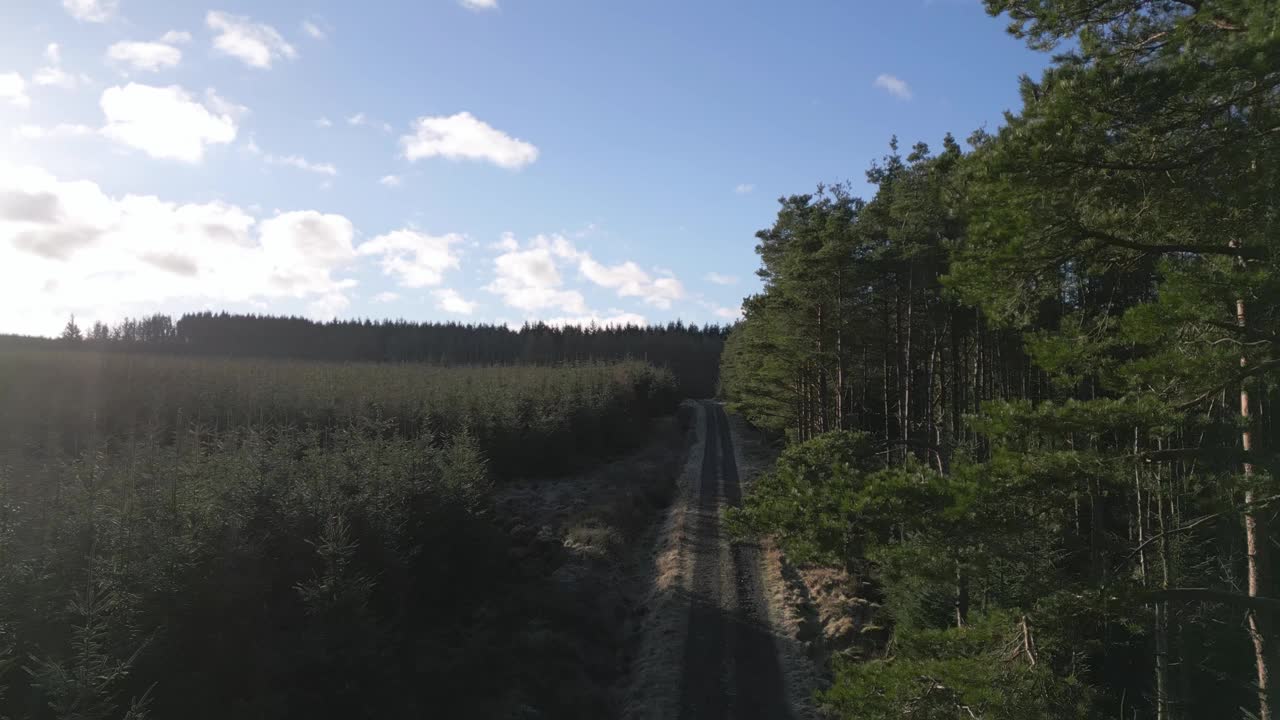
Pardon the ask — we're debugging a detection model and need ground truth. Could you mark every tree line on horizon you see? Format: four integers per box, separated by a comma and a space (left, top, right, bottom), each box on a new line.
725, 0, 1279, 718
26, 310, 729, 397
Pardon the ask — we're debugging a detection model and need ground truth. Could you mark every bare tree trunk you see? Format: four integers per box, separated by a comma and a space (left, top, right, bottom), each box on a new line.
796, 370, 807, 442
1155, 450, 1174, 720
1089, 475, 1106, 584
974, 308, 984, 426
883, 304, 892, 464
861, 344, 869, 432
1021, 615, 1037, 666
901, 267, 913, 460
817, 304, 829, 435
835, 273, 845, 431
951, 311, 964, 447
1136, 428, 1147, 586
1238, 290, 1273, 720
928, 329, 943, 473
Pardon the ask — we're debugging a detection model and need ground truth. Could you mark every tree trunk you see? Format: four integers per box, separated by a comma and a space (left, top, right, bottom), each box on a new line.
817, 304, 829, 435
901, 266, 913, 460
950, 309, 963, 449
835, 272, 845, 431
1238, 290, 1273, 720
883, 304, 892, 463
1155, 454, 1175, 720
1089, 475, 1106, 584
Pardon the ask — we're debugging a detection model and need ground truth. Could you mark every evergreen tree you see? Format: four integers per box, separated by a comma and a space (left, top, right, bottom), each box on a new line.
60, 315, 82, 343
725, 3, 1280, 716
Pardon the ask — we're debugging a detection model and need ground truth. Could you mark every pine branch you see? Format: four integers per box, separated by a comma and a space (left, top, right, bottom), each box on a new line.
1178, 358, 1280, 410
1140, 588, 1280, 615
1079, 229, 1267, 261
1126, 495, 1280, 560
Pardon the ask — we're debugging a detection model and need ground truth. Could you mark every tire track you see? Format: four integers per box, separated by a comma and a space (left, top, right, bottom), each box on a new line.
677, 402, 791, 720
719, 404, 791, 720
677, 402, 728, 718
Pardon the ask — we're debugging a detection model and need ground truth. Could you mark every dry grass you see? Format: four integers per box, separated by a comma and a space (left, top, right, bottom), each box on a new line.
621, 400, 704, 720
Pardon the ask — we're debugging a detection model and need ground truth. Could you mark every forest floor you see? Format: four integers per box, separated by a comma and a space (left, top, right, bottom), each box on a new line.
624, 401, 821, 720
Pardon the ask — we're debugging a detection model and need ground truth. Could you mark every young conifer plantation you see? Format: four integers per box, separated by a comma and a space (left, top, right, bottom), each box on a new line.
0, 323, 695, 717
725, 1, 1280, 718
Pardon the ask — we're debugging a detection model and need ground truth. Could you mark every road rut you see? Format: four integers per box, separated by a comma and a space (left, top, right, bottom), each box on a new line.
676, 401, 791, 720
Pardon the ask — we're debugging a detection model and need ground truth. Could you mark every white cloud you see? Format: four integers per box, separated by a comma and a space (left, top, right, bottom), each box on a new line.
0, 73, 30, 109
14, 123, 95, 140
357, 230, 463, 288
266, 154, 337, 176
549, 234, 685, 309
100, 83, 238, 163
308, 292, 350, 320
373, 291, 399, 303
33, 44, 78, 89
347, 112, 392, 132
302, 20, 327, 40
107, 41, 183, 71
257, 211, 357, 296
485, 233, 684, 315
378, 174, 402, 187
401, 112, 538, 169
706, 271, 737, 285
161, 30, 192, 44
544, 312, 647, 328
734, 183, 754, 194
485, 241, 586, 314
493, 232, 519, 252
711, 304, 742, 321
460, 0, 499, 10
206, 11, 297, 69
0, 164, 367, 334
434, 288, 476, 315
315, 116, 332, 128
62, 0, 117, 23
696, 298, 743, 322
873, 73, 912, 100
34, 68, 81, 88
203, 88, 248, 120
578, 256, 683, 308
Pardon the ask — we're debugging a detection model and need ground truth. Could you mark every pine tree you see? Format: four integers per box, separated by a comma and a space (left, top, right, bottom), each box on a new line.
60, 315, 83, 343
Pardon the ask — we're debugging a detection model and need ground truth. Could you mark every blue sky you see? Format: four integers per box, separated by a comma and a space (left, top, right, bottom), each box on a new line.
0, 0, 1047, 335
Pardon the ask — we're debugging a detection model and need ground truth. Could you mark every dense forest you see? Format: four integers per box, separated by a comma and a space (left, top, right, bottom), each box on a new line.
8, 311, 727, 397
725, 0, 1280, 718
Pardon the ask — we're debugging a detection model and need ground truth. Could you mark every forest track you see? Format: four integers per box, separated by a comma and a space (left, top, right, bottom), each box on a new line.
675, 401, 792, 720
625, 401, 802, 720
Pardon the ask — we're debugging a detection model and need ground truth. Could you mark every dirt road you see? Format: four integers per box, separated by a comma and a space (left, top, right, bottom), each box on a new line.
674, 401, 792, 719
